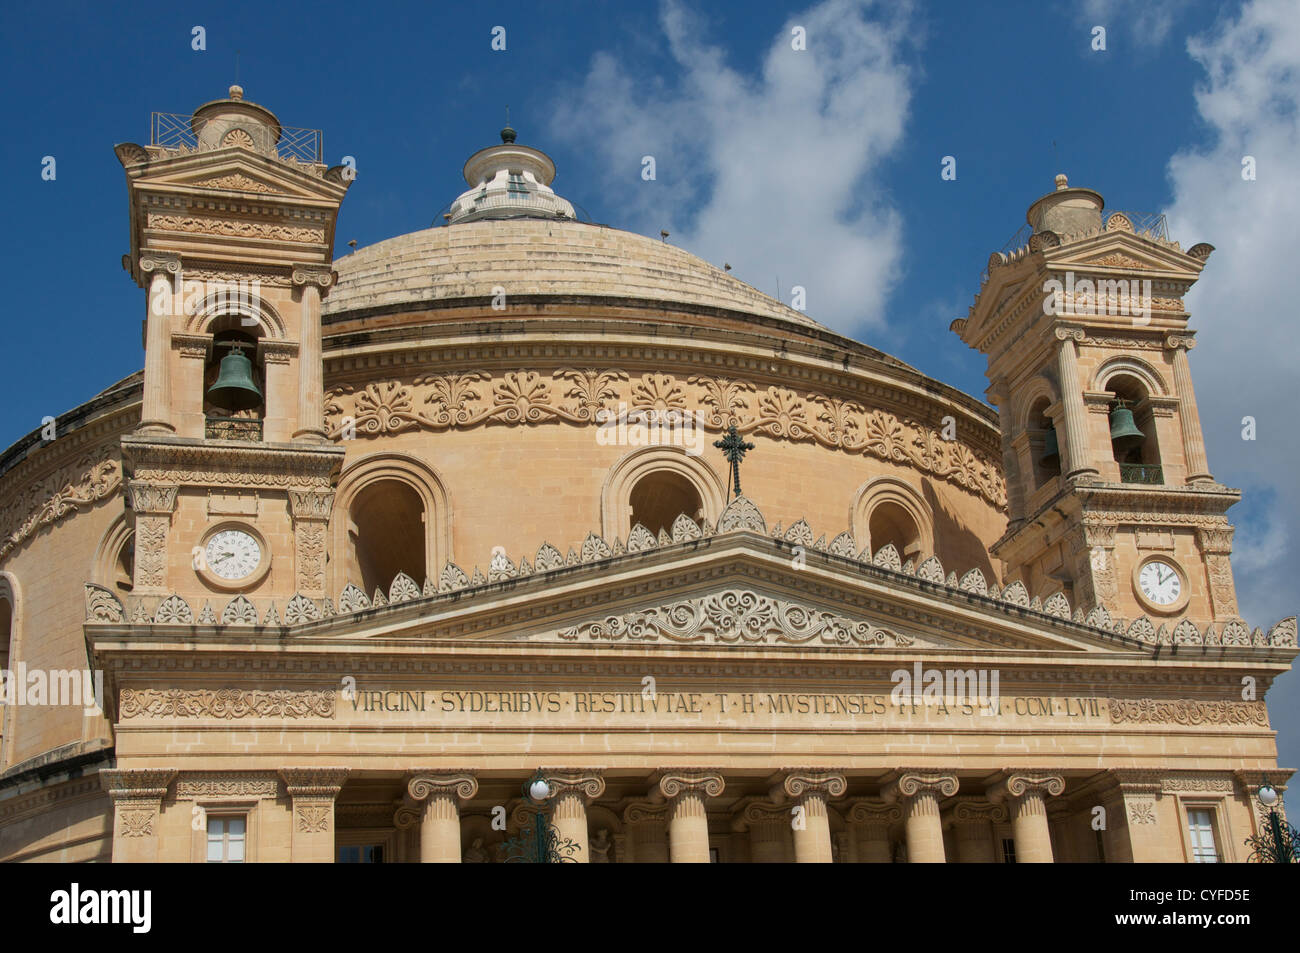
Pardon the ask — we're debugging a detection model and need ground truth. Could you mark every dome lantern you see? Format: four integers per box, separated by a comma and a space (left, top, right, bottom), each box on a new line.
446, 123, 576, 224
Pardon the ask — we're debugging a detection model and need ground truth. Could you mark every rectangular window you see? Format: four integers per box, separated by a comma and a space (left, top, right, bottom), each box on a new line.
507, 173, 528, 198
1187, 808, 1219, 863
1001, 838, 1017, 863
206, 815, 246, 863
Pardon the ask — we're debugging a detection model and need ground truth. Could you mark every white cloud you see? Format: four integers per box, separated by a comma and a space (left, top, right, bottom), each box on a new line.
1162, 0, 1300, 628
550, 0, 914, 332
1077, 0, 1191, 46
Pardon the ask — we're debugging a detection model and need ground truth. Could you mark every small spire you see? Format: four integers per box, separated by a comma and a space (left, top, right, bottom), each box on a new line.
1055, 173, 1068, 190
500, 104, 516, 143
229, 84, 244, 101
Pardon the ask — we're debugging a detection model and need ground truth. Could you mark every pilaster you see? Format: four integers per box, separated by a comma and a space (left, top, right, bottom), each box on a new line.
101, 768, 176, 863
280, 767, 349, 863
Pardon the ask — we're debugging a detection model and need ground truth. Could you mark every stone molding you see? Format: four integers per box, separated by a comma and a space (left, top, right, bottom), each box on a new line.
1107, 698, 1268, 726
119, 688, 336, 719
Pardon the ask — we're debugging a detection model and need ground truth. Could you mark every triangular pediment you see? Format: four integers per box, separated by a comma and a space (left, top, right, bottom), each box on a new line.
128, 148, 346, 204
1045, 232, 1204, 278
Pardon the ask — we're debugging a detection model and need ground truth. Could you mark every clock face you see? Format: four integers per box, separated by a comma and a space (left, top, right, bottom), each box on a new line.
204, 529, 262, 581
1138, 560, 1181, 606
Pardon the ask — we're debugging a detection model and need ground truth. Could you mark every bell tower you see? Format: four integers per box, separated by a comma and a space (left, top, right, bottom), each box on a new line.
954, 175, 1242, 634
114, 87, 352, 618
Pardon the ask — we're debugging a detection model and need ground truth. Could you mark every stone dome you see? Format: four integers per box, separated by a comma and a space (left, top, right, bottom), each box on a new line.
324, 218, 826, 331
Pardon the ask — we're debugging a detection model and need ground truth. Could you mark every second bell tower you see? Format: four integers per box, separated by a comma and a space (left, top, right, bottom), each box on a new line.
954, 175, 1242, 636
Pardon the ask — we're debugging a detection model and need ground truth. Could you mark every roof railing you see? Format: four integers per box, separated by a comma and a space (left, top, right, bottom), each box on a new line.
150, 112, 324, 164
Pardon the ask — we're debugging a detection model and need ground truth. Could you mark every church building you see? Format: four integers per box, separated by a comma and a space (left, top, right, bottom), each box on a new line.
0, 87, 1292, 863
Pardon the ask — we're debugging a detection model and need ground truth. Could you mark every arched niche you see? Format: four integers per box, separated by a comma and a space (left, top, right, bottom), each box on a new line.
330, 453, 451, 596
601, 446, 727, 541
850, 477, 933, 561
93, 514, 136, 598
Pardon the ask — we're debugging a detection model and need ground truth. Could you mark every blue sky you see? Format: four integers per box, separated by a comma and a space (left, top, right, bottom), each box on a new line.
2, 0, 1297, 767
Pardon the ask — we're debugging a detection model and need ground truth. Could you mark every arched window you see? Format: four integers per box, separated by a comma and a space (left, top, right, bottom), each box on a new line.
628, 471, 704, 537
602, 447, 727, 541
348, 480, 426, 594
852, 477, 933, 562
1027, 397, 1061, 488
204, 326, 265, 442
1107, 374, 1162, 483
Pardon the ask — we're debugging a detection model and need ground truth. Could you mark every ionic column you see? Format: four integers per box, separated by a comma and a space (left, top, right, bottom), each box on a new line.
545, 772, 605, 863
281, 768, 349, 863
658, 770, 724, 863
138, 252, 180, 434
1166, 335, 1212, 483
406, 772, 478, 863
881, 770, 958, 863
101, 768, 176, 863
989, 772, 1064, 864
1054, 327, 1098, 480
623, 802, 670, 863
781, 770, 846, 863
847, 799, 901, 863
949, 800, 1005, 863
291, 265, 334, 443
739, 802, 791, 863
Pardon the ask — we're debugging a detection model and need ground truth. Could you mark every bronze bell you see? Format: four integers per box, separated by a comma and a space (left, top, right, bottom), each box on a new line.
1109, 400, 1145, 452
1039, 423, 1059, 466
207, 343, 263, 411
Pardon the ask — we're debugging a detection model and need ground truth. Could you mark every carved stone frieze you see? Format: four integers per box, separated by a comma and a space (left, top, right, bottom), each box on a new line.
322, 369, 1008, 509
120, 688, 336, 719
558, 589, 917, 647
175, 774, 280, 799
0, 447, 121, 560
1108, 698, 1268, 726
147, 213, 325, 244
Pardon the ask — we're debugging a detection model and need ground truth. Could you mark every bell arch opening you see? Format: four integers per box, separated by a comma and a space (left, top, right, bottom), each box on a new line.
1028, 396, 1060, 488
347, 480, 427, 595
204, 325, 265, 441
1107, 373, 1161, 482
628, 470, 704, 537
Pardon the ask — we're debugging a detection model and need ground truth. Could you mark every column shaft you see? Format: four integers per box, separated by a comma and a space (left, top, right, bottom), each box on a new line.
1010, 792, 1054, 863
140, 268, 176, 433
294, 281, 325, 441
552, 791, 591, 863
668, 794, 711, 863
903, 792, 947, 863
1170, 344, 1212, 482
420, 794, 463, 863
793, 793, 833, 863
1056, 335, 1097, 479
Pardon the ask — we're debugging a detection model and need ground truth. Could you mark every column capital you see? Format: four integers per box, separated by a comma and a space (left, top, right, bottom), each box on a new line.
778, 769, 847, 802
543, 770, 605, 802
949, 798, 1009, 824
1110, 769, 1165, 795
406, 771, 478, 803
127, 480, 179, 515
1053, 325, 1086, 343
987, 771, 1065, 803
279, 767, 349, 798
847, 798, 903, 825
735, 799, 790, 832
658, 770, 724, 801
292, 264, 336, 290
288, 488, 335, 522
1164, 333, 1196, 351
623, 801, 671, 826
100, 768, 176, 802
139, 251, 182, 275
880, 770, 959, 803
1232, 769, 1292, 798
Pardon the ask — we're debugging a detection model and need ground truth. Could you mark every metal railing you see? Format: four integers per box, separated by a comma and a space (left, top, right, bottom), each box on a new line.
205, 417, 263, 442
151, 112, 324, 164
980, 210, 1172, 285
1119, 463, 1164, 485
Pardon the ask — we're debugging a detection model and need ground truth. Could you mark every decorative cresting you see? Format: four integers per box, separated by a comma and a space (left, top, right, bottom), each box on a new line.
657, 771, 725, 864
119, 688, 336, 719
323, 369, 1008, 509
560, 589, 916, 647
100, 769, 177, 861
0, 447, 121, 560
780, 770, 848, 863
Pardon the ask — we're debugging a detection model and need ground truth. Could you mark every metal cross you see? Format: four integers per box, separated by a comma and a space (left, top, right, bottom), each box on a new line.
714, 424, 754, 500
